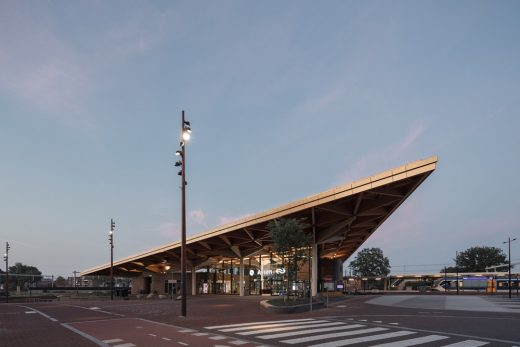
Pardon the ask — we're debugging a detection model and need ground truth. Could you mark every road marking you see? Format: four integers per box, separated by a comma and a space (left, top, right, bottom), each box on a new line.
61, 323, 111, 347
136, 326, 142, 329
371, 334, 449, 346
220, 320, 329, 332
178, 342, 188, 346
148, 333, 157, 337
359, 319, 368, 321
193, 332, 209, 336
373, 321, 383, 323
325, 316, 520, 345
18, 305, 58, 322
210, 336, 228, 340
103, 339, 124, 343
337, 305, 347, 307
307, 330, 416, 347
67, 305, 125, 317
162, 337, 172, 341
441, 340, 489, 347
25, 311, 36, 314
113, 344, 136, 347
205, 318, 315, 329
257, 324, 366, 340
280, 327, 389, 344
179, 329, 197, 333
237, 322, 344, 335
229, 340, 248, 345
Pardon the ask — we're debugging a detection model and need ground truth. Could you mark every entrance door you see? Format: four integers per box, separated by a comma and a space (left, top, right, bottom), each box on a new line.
144, 277, 152, 294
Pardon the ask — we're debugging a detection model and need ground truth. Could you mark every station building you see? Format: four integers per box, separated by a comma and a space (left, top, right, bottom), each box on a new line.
81, 157, 438, 297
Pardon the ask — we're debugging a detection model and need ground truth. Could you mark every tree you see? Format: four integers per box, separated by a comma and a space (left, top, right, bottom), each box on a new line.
455, 246, 507, 272
8, 263, 42, 289
440, 266, 457, 273
349, 248, 390, 277
267, 218, 311, 297
54, 276, 67, 287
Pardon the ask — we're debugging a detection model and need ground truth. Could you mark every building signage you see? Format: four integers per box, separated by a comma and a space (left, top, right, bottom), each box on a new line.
248, 268, 286, 276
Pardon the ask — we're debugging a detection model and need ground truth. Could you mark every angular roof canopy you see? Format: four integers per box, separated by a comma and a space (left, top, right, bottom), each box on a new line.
82, 156, 437, 276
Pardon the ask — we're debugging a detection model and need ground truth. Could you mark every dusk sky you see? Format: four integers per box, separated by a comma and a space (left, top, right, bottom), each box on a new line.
1, 1, 519, 277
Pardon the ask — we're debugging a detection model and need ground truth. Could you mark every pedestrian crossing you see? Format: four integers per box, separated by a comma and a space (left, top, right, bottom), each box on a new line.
205, 318, 491, 346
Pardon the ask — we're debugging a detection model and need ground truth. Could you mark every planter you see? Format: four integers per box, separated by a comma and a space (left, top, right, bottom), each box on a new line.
260, 299, 325, 313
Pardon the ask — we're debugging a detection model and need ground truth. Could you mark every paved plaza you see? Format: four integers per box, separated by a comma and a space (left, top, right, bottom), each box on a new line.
1, 294, 519, 346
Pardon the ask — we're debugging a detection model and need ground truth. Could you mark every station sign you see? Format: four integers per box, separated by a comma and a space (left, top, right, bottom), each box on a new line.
249, 268, 286, 276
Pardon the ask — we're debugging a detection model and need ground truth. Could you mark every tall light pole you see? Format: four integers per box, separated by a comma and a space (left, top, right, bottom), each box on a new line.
503, 237, 517, 299
455, 251, 459, 295
175, 110, 191, 317
3, 242, 9, 303
73, 270, 80, 296
109, 219, 115, 300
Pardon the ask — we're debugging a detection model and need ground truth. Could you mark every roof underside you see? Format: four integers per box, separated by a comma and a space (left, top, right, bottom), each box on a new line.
82, 156, 437, 277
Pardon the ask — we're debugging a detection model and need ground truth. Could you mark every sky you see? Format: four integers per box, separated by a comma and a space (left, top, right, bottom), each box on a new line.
1, 1, 519, 277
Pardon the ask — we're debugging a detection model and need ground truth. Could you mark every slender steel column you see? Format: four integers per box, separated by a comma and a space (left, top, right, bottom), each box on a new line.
456, 251, 459, 295
503, 237, 517, 299
4, 242, 9, 303
181, 110, 187, 316
109, 219, 115, 300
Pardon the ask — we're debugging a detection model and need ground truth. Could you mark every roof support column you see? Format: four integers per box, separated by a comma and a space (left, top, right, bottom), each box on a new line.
239, 257, 245, 296
191, 266, 197, 296
311, 243, 318, 297
311, 206, 318, 297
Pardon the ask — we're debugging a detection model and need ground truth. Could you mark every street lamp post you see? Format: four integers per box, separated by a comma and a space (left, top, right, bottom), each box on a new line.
3, 242, 9, 303
503, 237, 517, 299
455, 251, 459, 295
175, 110, 191, 317
109, 219, 115, 300
73, 270, 80, 296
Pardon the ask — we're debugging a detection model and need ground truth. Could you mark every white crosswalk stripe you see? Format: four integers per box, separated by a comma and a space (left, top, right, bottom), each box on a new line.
369, 334, 449, 346
204, 318, 490, 347
220, 319, 329, 332
238, 322, 345, 335
205, 318, 314, 330
256, 324, 366, 340
440, 340, 489, 347
307, 330, 416, 347
280, 327, 390, 344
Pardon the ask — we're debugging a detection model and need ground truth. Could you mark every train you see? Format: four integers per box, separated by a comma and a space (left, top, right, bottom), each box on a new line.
431, 277, 520, 292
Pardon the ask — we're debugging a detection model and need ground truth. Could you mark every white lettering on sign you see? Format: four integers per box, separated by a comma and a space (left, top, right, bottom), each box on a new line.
248, 268, 287, 276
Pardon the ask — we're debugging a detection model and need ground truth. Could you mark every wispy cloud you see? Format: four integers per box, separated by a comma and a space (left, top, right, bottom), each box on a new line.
219, 213, 253, 225
154, 222, 179, 238
337, 121, 426, 183
0, 7, 88, 117
0, 3, 176, 120
189, 209, 208, 227
399, 122, 424, 150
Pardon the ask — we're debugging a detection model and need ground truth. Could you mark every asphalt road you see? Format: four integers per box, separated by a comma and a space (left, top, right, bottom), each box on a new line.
0, 294, 519, 346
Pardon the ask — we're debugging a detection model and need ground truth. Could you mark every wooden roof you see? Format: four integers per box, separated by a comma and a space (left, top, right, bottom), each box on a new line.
82, 156, 437, 276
